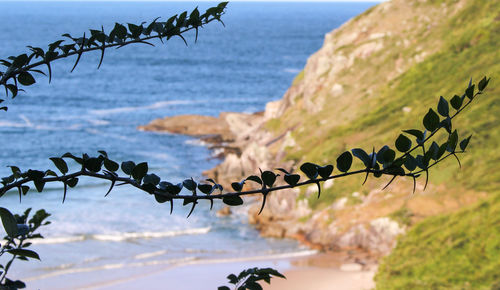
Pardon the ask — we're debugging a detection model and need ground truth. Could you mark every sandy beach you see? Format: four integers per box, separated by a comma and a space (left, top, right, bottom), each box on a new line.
265, 266, 376, 290
22, 251, 376, 290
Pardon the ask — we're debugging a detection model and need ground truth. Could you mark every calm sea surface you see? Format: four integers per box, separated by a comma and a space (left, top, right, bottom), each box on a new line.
0, 1, 376, 288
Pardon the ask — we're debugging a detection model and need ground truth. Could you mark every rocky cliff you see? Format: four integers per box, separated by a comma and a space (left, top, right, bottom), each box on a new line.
142, 0, 500, 275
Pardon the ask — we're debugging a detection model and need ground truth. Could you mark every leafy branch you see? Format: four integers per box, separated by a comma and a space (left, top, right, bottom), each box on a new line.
0, 208, 51, 288
218, 267, 286, 290
0, 77, 490, 218
0, 2, 229, 110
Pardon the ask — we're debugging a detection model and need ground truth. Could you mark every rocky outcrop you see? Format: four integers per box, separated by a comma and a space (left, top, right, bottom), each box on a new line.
139, 112, 264, 160
139, 113, 235, 142
141, 0, 472, 256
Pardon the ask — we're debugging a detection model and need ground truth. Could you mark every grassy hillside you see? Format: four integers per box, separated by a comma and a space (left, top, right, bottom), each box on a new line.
375, 192, 500, 289
373, 1, 500, 287
266, 0, 499, 287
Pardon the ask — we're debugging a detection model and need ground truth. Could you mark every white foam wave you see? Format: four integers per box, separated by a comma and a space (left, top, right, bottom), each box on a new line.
0, 114, 33, 128
33, 227, 211, 245
134, 250, 168, 260
85, 128, 136, 142
87, 119, 110, 126
33, 236, 86, 244
184, 139, 208, 147
89, 100, 197, 116
283, 68, 301, 74
25, 250, 317, 282
135, 151, 173, 161
25, 256, 198, 282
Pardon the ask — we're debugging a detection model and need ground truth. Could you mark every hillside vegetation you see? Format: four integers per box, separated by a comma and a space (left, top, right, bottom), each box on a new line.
262, 0, 499, 287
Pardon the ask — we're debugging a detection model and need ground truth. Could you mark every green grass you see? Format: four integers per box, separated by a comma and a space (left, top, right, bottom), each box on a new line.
370, 1, 500, 288
286, 0, 500, 205
389, 206, 414, 227
268, 0, 500, 288
376, 192, 500, 290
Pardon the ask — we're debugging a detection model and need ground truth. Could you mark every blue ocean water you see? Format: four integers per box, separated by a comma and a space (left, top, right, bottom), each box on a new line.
0, 1, 376, 288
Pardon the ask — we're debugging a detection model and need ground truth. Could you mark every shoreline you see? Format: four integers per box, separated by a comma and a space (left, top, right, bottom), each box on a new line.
93, 252, 376, 290
22, 247, 376, 290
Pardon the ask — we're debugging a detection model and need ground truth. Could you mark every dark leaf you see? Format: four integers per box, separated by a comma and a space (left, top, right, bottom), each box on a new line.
284, 174, 300, 186
459, 135, 472, 151
318, 165, 333, 179
10, 165, 21, 175
231, 180, 245, 192
403, 129, 424, 141
104, 159, 119, 172
183, 178, 197, 192
300, 162, 319, 179
154, 193, 170, 204
223, 195, 244, 206
246, 175, 262, 185
21, 185, 29, 196
64, 178, 78, 189
18, 72, 36, 86
132, 162, 148, 181
383, 148, 396, 164
6, 84, 18, 98
164, 182, 183, 195
34, 179, 45, 192
336, 151, 353, 172
0, 207, 18, 238
7, 248, 40, 260
227, 274, 238, 284
385, 166, 405, 176
376, 146, 389, 163
428, 142, 440, 160
450, 94, 463, 110
141, 183, 157, 194
447, 130, 459, 152
437, 96, 449, 117
395, 134, 412, 152
4, 279, 26, 289
143, 174, 160, 186
62, 152, 83, 164
478, 76, 489, 91
437, 142, 448, 159
440, 117, 452, 134
404, 155, 417, 171
261, 171, 276, 187
84, 157, 102, 173
121, 161, 135, 175
197, 184, 213, 195
423, 109, 440, 132
416, 155, 428, 170
12, 54, 28, 68
246, 281, 263, 290
351, 148, 371, 167
49, 157, 68, 174
465, 84, 475, 99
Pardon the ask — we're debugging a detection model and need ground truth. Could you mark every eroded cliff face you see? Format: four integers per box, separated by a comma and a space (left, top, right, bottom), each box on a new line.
142, 0, 486, 257
203, 0, 478, 256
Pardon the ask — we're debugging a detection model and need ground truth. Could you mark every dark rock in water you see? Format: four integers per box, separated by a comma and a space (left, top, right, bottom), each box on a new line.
139, 112, 266, 169
138, 114, 235, 143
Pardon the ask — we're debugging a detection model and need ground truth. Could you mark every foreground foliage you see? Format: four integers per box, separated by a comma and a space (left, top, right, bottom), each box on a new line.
218, 267, 286, 290
0, 1, 493, 289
